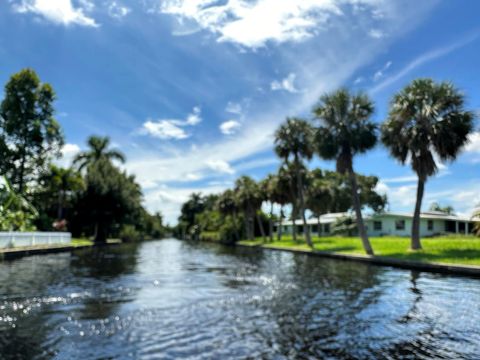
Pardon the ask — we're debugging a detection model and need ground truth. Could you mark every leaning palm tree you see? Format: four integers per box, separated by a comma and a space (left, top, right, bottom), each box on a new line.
382, 79, 474, 250
73, 136, 125, 171
313, 89, 377, 255
274, 118, 314, 248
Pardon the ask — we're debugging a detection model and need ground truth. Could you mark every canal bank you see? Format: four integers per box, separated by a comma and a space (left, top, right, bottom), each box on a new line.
0, 239, 122, 261
237, 242, 480, 278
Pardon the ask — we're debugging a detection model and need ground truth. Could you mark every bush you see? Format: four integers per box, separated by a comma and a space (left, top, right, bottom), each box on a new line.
119, 224, 142, 243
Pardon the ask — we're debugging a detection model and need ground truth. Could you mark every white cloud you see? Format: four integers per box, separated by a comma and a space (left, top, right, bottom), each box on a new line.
219, 120, 241, 135
465, 132, 480, 153
139, 106, 201, 140
108, 1, 131, 19
225, 101, 242, 114
373, 60, 392, 81
142, 119, 189, 139
55, 143, 81, 167
368, 28, 385, 39
205, 159, 235, 174
186, 106, 202, 125
271, 73, 299, 93
13, 0, 98, 27
159, 0, 346, 48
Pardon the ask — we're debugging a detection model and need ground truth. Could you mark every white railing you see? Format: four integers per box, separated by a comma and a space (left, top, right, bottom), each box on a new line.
0, 232, 71, 249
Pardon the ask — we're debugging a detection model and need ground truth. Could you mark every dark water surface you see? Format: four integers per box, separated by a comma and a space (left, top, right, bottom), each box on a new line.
0, 239, 479, 359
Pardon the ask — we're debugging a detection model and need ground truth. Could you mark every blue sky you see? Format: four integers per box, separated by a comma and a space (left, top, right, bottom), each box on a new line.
1, 0, 479, 224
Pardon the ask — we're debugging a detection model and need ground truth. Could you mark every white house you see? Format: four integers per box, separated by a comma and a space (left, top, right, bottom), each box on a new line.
276, 211, 476, 237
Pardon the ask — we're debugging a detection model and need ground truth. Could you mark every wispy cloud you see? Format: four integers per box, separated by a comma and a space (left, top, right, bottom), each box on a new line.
12, 0, 98, 27
370, 31, 480, 94
108, 1, 131, 19
139, 106, 202, 140
225, 101, 242, 115
220, 120, 241, 135
373, 60, 392, 81
55, 143, 81, 168
271, 73, 299, 93
206, 159, 235, 174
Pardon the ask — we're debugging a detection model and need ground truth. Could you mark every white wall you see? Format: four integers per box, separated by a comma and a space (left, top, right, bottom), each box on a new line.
0, 232, 71, 249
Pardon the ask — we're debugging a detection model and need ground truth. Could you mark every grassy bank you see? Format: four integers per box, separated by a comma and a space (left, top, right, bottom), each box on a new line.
239, 235, 480, 266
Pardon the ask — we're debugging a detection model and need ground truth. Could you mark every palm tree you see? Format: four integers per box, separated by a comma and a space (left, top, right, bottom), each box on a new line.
260, 174, 279, 242
306, 169, 334, 236
217, 189, 240, 242
39, 165, 84, 219
274, 166, 292, 241
73, 136, 125, 171
274, 118, 314, 248
234, 176, 261, 241
313, 89, 377, 255
381, 79, 474, 250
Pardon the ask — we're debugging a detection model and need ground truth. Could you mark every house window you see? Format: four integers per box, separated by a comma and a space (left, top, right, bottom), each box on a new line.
427, 220, 433, 231
298, 225, 303, 234
395, 220, 405, 230
312, 225, 318, 233
324, 224, 330, 233
374, 221, 382, 231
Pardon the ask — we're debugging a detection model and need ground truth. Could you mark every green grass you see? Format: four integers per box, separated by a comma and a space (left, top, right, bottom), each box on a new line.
71, 238, 94, 247
238, 235, 480, 266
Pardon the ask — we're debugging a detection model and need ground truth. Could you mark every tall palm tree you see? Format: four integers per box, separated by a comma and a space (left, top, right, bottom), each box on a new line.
73, 136, 125, 171
381, 79, 474, 250
274, 118, 314, 248
313, 89, 377, 255
261, 174, 278, 242
234, 176, 261, 241
274, 166, 292, 241
217, 189, 240, 242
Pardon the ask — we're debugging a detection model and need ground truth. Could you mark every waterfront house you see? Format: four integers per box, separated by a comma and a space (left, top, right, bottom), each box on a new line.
276, 211, 476, 237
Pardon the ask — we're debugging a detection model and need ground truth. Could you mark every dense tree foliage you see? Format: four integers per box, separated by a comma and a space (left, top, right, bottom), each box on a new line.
0, 69, 64, 193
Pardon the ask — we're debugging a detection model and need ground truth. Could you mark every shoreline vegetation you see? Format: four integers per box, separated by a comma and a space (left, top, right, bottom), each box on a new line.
237, 235, 480, 267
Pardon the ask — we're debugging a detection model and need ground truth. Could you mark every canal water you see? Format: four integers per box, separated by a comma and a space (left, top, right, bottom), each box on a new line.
0, 239, 479, 359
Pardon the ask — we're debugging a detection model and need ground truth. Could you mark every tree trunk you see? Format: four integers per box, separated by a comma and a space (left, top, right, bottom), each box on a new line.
269, 203, 274, 242
292, 208, 297, 243
278, 206, 283, 241
295, 155, 312, 248
57, 191, 64, 219
411, 177, 425, 250
348, 168, 374, 255
18, 154, 26, 195
257, 213, 266, 242
94, 221, 107, 243
317, 216, 321, 237
233, 211, 240, 242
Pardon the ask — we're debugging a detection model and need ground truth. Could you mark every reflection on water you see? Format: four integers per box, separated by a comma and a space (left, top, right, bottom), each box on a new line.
0, 239, 479, 359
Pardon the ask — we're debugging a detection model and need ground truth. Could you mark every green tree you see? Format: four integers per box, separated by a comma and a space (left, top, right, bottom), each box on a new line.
314, 89, 377, 255
0, 68, 64, 193
274, 118, 314, 248
429, 202, 455, 215
0, 176, 38, 231
381, 79, 474, 250
260, 174, 280, 242
273, 166, 292, 241
73, 135, 125, 171
37, 165, 84, 220
73, 158, 143, 243
234, 176, 263, 241
306, 169, 334, 233
178, 193, 206, 237
217, 189, 241, 241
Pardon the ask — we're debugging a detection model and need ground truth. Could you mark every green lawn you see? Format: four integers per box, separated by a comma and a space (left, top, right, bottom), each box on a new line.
239, 235, 480, 266
71, 238, 94, 247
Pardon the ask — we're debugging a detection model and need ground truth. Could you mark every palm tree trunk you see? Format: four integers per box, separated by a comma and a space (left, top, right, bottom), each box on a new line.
292, 207, 297, 243
278, 206, 283, 241
411, 177, 425, 250
257, 213, 266, 242
295, 156, 312, 248
317, 216, 321, 237
348, 168, 374, 255
233, 211, 240, 242
269, 202, 274, 242
57, 191, 64, 219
